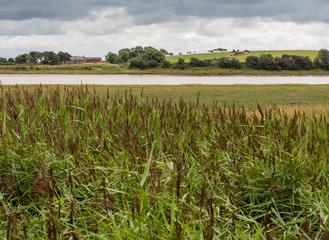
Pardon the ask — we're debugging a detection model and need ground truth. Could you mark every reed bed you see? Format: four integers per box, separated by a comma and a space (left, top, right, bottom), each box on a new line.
0, 85, 329, 239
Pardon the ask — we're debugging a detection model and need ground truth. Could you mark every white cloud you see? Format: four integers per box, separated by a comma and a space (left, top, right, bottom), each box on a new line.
61, 8, 134, 35
1, 11, 329, 58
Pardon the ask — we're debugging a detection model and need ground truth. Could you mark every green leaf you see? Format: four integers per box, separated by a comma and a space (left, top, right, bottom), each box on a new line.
140, 144, 154, 187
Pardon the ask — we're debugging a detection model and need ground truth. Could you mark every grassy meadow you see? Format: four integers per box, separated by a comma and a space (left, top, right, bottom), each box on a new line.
235, 50, 319, 62
166, 52, 233, 63
166, 50, 319, 63
1, 84, 329, 239
1, 63, 329, 76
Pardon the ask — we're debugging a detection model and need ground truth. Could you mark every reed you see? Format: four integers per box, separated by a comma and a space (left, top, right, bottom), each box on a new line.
0, 85, 329, 239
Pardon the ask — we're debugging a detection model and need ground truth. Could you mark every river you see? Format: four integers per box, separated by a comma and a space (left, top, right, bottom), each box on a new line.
1, 74, 329, 85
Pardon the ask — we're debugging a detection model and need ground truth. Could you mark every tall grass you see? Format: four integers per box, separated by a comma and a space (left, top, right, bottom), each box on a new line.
1, 85, 329, 239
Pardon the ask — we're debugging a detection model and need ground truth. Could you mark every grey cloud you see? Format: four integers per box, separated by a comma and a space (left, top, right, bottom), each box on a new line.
0, 0, 329, 24
0, 19, 64, 35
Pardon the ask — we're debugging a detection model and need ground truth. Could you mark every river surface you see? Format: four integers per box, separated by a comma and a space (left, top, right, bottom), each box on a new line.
1, 74, 329, 85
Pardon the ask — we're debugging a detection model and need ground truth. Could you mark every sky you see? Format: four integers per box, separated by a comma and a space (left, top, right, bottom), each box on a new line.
1, 0, 329, 59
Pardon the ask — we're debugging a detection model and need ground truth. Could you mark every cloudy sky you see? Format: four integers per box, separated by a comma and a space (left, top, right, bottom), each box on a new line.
1, 0, 329, 58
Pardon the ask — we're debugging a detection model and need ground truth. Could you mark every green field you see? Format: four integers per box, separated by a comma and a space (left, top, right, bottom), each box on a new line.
166, 50, 319, 63
166, 52, 233, 63
235, 50, 319, 62
1, 85, 329, 239
2, 84, 329, 109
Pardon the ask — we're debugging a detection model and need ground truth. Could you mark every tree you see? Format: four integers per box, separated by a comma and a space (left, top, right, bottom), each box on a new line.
57, 51, 71, 63
176, 58, 185, 69
259, 54, 279, 70
130, 46, 144, 58
15, 54, 29, 64
161, 60, 171, 68
128, 57, 149, 69
143, 46, 165, 63
0, 57, 7, 63
190, 57, 203, 67
108, 46, 166, 68
245, 56, 260, 69
118, 48, 131, 62
315, 49, 329, 70
41, 51, 61, 65
160, 48, 169, 55
29, 51, 42, 63
217, 58, 241, 69
105, 52, 118, 63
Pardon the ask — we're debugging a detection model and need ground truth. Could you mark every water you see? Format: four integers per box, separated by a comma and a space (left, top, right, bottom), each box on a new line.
1, 74, 329, 85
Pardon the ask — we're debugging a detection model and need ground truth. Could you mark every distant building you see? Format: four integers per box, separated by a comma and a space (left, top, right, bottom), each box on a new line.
85, 57, 102, 63
66, 56, 102, 64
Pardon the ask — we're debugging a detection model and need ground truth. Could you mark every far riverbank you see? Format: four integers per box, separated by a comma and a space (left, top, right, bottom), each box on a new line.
1, 63, 329, 76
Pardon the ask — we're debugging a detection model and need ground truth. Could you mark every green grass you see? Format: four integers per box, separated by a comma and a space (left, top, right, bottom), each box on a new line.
0, 62, 123, 74
166, 52, 233, 63
2, 84, 328, 109
166, 50, 320, 63
1, 85, 329, 239
235, 50, 319, 62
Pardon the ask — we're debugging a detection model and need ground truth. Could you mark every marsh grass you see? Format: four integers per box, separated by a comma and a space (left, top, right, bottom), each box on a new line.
1, 85, 329, 239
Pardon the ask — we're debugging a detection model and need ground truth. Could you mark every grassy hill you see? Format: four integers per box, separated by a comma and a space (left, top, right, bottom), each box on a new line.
166, 50, 319, 63
166, 52, 232, 63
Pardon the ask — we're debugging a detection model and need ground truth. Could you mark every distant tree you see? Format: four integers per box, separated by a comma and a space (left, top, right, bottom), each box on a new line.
143, 46, 165, 63
217, 58, 241, 69
149, 60, 159, 68
259, 54, 279, 70
15, 54, 29, 64
128, 57, 149, 69
217, 48, 227, 52
105, 52, 118, 64
8, 58, 14, 63
177, 58, 185, 65
160, 48, 169, 55
41, 51, 61, 65
29, 51, 42, 63
57, 51, 71, 63
161, 60, 171, 68
118, 48, 131, 62
176, 58, 186, 69
315, 49, 329, 70
190, 57, 201, 67
291, 55, 314, 70
0, 57, 7, 63
189, 57, 211, 67
108, 46, 165, 68
130, 46, 144, 58
245, 56, 260, 69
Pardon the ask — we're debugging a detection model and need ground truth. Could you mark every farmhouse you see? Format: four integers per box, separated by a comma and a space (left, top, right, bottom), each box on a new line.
67, 56, 102, 64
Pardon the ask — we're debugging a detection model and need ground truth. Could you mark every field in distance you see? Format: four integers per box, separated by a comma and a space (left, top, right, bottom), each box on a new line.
166, 50, 319, 63
3, 84, 329, 110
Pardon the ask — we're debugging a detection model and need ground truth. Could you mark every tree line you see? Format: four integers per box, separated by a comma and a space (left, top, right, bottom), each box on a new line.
0, 51, 71, 65
245, 49, 329, 71
105, 46, 167, 69
164, 49, 329, 71
2, 48, 329, 71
